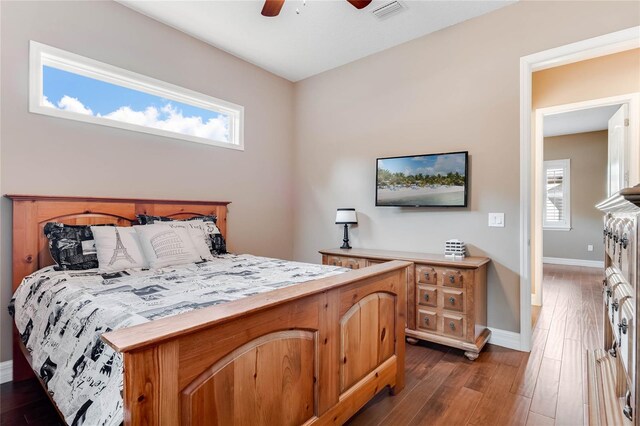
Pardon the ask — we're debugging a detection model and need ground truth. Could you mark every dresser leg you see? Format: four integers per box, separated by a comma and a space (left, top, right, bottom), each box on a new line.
406, 337, 419, 345
464, 351, 480, 361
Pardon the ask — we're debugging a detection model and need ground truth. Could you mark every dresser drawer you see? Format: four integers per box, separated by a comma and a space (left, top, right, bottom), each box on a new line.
443, 313, 465, 339
443, 289, 465, 313
416, 265, 437, 285
417, 309, 437, 332
439, 268, 467, 288
342, 258, 366, 270
417, 286, 437, 308
616, 302, 634, 378
326, 256, 366, 269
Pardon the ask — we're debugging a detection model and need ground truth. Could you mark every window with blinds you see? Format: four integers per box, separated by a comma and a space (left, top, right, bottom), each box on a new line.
543, 159, 571, 230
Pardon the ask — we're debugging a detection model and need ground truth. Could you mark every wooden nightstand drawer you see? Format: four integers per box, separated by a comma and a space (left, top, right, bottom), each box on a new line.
325, 256, 366, 269
439, 268, 467, 288
443, 314, 465, 339
417, 286, 437, 308
342, 258, 365, 270
416, 265, 437, 285
443, 289, 464, 313
417, 309, 437, 332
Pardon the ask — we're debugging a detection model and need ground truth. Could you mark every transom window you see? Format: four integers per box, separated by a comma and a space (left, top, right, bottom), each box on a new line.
29, 41, 244, 150
543, 159, 571, 230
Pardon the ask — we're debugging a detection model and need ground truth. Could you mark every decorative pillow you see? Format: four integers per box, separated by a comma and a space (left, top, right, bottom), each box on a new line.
161, 221, 214, 261
44, 223, 102, 270
91, 226, 148, 273
189, 219, 227, 255
134, 224, 203, 269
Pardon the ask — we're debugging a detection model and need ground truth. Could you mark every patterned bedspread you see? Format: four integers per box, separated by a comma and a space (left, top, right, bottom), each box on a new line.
10, 254, 347, 425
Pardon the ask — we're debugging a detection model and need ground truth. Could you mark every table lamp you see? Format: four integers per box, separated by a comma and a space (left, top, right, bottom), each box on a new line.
335, 208, 357, 249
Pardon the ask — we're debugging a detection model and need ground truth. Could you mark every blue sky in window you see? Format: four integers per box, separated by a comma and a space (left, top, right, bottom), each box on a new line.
42, 66, 230, 142
378, 153, 466, 176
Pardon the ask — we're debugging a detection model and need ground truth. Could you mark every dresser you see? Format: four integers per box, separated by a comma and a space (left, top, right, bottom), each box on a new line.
591, 185, 639, 425
320, 248, 491, 361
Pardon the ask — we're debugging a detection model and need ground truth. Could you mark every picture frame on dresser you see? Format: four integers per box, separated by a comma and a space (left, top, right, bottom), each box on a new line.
320, 248, 491, 361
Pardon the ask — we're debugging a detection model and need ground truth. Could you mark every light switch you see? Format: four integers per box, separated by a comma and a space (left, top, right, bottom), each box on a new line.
587, 244, 594, 252
488, 213, 505, 228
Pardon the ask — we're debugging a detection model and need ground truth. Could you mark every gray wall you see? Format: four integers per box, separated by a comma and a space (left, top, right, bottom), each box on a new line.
543, 131, 608, 262
0, 1, 295, 362
292, 1, 640, 333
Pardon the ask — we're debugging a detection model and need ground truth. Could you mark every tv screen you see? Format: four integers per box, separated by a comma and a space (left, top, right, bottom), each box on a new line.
376, 151, 468, 207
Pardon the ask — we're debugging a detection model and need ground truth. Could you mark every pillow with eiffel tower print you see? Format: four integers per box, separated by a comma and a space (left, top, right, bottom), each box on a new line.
91, 226, 149, 273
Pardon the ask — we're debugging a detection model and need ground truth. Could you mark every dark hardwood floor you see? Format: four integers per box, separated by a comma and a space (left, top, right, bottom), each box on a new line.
0, 264, 602, 426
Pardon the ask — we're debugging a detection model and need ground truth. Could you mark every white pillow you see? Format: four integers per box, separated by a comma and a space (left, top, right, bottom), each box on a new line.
189, 219, 222, 253
134, 224, 203, 269
161, 221, 214, 261
91, 226, 148, 273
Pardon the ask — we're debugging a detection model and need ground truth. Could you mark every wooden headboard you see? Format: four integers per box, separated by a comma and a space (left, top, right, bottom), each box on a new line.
6, 195, 230, 292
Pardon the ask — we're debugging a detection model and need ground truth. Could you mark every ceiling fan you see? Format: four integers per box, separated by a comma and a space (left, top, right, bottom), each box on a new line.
261, 0, 372, 17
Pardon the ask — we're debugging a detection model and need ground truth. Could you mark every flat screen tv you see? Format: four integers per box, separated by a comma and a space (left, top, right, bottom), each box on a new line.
376, 151, 468, 207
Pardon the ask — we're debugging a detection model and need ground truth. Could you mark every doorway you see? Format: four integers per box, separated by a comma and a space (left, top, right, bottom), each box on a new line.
518, 27, 640, 352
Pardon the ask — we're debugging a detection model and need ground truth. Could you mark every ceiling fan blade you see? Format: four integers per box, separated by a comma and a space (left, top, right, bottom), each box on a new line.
261, 0, 285, 17
346, 0, 372, 9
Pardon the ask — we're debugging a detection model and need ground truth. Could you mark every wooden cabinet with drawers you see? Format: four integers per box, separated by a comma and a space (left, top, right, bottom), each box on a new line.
590, 186, 639, 425
320, 248, 490, 361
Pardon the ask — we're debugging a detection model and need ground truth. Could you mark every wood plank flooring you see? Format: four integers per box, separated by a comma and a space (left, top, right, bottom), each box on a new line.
347, 264, 603, 426
0, 264, 602, 426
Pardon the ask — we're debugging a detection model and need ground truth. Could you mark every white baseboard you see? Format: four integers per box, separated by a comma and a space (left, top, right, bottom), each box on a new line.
543, 257, 604, 269
0, 360, 13, 384
488, 327, 521, 351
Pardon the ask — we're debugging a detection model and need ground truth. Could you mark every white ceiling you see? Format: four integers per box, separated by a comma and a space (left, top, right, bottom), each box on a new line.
543, 104, 622, 138
118, 0, 516, 82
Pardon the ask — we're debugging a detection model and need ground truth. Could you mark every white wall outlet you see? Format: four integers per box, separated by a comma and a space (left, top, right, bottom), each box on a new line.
587, 244, 594, 252
488, 213, 505, 227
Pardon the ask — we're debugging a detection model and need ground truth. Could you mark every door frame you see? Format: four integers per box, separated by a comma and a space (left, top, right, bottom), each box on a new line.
519, 26, 639, 351
531, 93, 640, 307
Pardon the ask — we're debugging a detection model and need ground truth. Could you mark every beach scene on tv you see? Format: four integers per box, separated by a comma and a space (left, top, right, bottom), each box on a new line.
377, 153, 467, 206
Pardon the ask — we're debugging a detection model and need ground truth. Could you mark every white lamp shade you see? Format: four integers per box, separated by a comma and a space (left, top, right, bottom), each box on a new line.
335, 208, 357, 224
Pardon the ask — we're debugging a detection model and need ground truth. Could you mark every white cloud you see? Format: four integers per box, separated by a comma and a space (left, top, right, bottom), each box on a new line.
57, 95, 93, 115
43, 96, 229, 142
42, 96, 56, 108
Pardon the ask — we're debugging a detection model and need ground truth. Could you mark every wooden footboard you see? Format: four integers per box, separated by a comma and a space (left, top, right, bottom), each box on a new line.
102, 261, 409, 425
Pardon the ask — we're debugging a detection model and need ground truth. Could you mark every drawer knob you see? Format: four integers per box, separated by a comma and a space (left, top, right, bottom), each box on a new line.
424, 294, 430, 302
449, 296, 456, 304
618, 318, 628, 348
449, 322, 455, 330
348, 265, 353, 269
425, 272, 430, 280
424, 317, 430, 325
619, 317, 628, 335
623, 390, 633, 421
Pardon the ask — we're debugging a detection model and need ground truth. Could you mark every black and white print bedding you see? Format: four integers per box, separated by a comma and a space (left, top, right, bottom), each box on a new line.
9, 254, 347, 426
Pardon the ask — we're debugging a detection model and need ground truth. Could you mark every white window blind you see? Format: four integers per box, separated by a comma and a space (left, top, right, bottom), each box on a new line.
543, 159, 571, 230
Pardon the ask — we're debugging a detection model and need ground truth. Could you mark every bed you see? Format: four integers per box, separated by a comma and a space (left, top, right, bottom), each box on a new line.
8, 195, 409, 425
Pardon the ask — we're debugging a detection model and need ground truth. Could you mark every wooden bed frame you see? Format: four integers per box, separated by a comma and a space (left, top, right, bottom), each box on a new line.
8, 195, 409, 425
